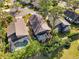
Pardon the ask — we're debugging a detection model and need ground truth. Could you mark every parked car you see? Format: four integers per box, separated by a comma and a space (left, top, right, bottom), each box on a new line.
29, 14, 51, 42
7, 17, 30, 52
64, 10, 79, 24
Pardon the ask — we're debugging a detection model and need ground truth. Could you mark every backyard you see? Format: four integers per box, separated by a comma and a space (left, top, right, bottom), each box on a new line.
60, 40, 79, 59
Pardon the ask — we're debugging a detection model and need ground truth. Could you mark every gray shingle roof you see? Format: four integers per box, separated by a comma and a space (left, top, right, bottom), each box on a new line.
30, 14, 51, 35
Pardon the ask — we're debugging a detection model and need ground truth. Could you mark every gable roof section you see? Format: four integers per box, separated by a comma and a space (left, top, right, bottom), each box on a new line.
7, 22, 15, 37
58, 18, 71, 25
15, 18, 29, 36
48, 16, 70, 28
30, 14, 51, 35
7, 18, 29, 37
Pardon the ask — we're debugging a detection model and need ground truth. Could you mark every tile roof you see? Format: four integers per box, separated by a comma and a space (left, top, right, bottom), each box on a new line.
7, 18, 29, 37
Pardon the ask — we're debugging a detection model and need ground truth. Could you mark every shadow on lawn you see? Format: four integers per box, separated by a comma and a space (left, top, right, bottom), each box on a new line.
50, 33, 79, 59
50, 45, 64, 59
68, 34, 79, 42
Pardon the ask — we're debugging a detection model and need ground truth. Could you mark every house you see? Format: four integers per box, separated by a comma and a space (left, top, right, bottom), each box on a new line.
29, 14, 51, 42
10, 7, 36, 17
47, 15, 70, 33
31, 0, 40, 8
7, 17, 29, 52
54, 17, 71, 33
19, 0, 40, 8
19, 0, 31, 5
64, 10, 79, 24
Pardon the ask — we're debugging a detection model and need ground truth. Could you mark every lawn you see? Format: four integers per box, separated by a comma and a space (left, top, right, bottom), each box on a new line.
60, 40, 79, 59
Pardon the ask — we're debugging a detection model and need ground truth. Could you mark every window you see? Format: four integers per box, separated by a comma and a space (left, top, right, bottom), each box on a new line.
11, 33, 18, 42
36, 33, 48, 41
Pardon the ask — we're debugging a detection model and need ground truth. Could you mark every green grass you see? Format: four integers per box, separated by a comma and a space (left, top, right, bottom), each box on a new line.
60, 40, 79, 59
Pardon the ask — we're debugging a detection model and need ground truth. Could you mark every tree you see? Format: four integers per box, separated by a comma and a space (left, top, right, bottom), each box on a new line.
65, 0, 79, 10
0, 10, 13, 28
39, 0, 53, 17
0, 10, 13, 55
49, 6, 64, 29
39, 0, 64, 32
